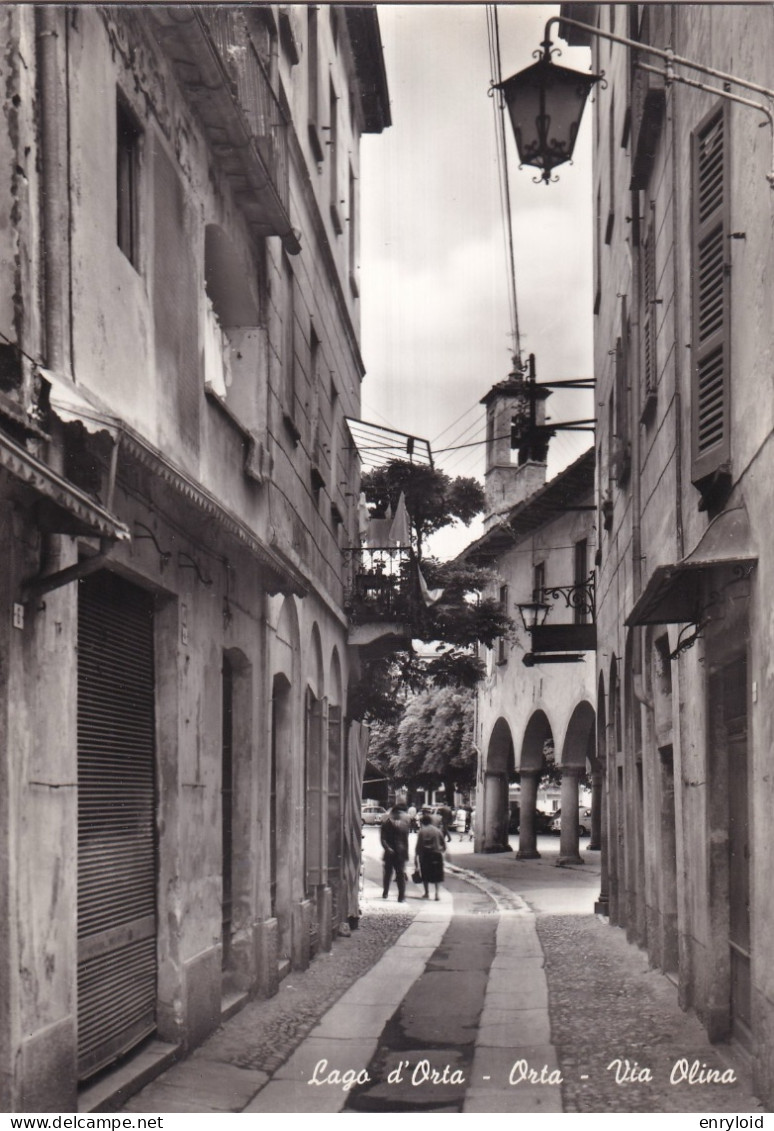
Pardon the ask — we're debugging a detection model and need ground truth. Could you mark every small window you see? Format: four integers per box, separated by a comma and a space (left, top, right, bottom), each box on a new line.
281, 256, 301, 444
116, 96, 141, 266
307, 7, 323, 162
574, 540, 589, 625
532, 561, 545, 603
329, 80, 342, 234
497, 584, 509, 664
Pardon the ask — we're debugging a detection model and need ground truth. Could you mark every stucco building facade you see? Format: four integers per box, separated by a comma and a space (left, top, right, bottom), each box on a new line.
459, 373, 597, 868
566, 0, 774, 1105
0, 4, 388, 1110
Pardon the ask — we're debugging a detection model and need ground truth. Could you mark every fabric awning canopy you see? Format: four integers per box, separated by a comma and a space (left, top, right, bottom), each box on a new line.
0, 429, 130, 541
626, 505, 757, 626
40, 368, 120, 439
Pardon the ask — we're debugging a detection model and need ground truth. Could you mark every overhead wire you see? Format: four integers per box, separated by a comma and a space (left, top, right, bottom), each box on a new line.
487, 4, 522, 372
430, 397, 485, 446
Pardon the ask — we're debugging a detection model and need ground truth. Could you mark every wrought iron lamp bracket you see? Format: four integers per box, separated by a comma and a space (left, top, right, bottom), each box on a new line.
539, 571, 596, 622
544, 13, 774, 187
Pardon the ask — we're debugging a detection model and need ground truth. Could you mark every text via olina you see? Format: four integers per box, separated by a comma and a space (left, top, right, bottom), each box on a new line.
307, 1057, 738, 1091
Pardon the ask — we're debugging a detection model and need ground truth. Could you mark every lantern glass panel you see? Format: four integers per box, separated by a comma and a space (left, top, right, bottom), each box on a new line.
499, 58, 599, 180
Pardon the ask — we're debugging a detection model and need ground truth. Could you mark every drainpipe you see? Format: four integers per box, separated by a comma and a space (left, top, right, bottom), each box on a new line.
670, 7, 685, 563
37, 6, 71, 379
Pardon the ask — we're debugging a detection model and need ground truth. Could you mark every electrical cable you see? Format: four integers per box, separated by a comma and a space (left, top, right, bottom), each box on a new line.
487, 4, 522, 370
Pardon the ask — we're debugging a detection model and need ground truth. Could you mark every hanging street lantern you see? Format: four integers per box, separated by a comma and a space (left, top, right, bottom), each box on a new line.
495, 46, 602, 183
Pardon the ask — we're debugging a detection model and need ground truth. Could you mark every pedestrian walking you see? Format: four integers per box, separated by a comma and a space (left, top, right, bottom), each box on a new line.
461, 805, 472, 841
438, 801, 454, 843
414, 811, 446, 901
380, 802, 410, 902
468, 806, 475, 841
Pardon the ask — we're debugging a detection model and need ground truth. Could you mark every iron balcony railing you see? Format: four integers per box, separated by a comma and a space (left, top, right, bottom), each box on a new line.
199, 8, 290, 215
521, 573, 597, 656
343, 547, 416, 624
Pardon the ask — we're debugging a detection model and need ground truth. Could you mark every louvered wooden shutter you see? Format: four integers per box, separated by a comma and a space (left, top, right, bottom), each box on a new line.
642, 215, 658, 415
327, 706, 343, 923
691, 103, 730, 483
305, 690, 325, 889
77, 572, 157, 1079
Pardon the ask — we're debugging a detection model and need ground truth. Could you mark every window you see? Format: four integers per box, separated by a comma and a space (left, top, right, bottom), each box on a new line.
116, 95, 141, 266
329, 80, 342, 234
532, 561, 545, 603
307, 7, 323, 162
282, 255, 300, 442
594, 186, 602, 314
605, 94, 615, 244
612, 298, 632, 485
574, 539, 589, 625
691, 102, 730, 501
641, 211, 658, 420
496, 584, 509, 664
348, 163, 358, 297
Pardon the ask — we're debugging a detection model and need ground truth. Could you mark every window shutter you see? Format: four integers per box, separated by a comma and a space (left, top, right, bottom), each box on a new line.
305, 690, 325, 889
641, 215, 658, 420
691, 103, 730, 485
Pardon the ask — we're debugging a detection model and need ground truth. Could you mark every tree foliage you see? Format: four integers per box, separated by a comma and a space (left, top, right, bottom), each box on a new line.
361, 460, 484, 560
351, 461, 513, 722
368, 686, 476, 801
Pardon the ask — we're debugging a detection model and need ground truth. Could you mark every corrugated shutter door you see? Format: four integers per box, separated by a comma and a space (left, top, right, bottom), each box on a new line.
77, 572, 157, 1080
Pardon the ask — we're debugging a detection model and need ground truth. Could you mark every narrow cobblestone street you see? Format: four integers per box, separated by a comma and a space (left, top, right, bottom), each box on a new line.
83, 830, 766, 1115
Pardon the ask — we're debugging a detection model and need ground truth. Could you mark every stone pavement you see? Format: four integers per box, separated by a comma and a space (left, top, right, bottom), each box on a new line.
114, 840, 766, 1115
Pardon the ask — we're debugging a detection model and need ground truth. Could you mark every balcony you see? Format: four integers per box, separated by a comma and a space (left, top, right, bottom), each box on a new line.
150, 8, 299, 253
344, 546, 416, 651
519, 574, 597, 663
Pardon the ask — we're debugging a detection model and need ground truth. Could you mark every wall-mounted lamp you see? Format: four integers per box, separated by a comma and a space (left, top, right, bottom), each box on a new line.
495, 42, 601, 184
498, 14, 774, 187
516, 599, 551, 632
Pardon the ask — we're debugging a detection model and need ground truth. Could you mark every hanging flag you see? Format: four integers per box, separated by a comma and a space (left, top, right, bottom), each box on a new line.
388, 491, 411, 546
418, 564, 444, 606
358, 492, 370, 539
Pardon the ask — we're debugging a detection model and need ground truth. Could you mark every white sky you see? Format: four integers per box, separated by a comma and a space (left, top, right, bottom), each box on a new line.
359, 3, 596, 557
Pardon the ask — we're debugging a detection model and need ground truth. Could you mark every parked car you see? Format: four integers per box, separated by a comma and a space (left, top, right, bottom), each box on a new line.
535, 808, 555, 835
361, 803, 387, 826
550, 808, 592, 837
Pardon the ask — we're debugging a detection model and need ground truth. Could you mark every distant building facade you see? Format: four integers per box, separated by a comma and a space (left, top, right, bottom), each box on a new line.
0, 4, 388, 1110
566, 0, 774, 1104
459, 372, 597, 866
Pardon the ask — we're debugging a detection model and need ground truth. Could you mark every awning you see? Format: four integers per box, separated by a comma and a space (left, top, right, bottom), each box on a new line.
626, 505, 757, 626
39, 368, 120, 439
0, 429, 130, 541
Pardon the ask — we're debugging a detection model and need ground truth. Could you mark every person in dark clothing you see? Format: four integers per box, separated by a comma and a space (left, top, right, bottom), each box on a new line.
380, 804, 410, 901
438, 803, 454, 843
415, 812, 446, 900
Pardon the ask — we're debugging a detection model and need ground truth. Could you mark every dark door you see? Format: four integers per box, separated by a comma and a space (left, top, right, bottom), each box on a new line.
725, 656, 751, 1045
77, 572, 157, 1079
221, 656, 234, 968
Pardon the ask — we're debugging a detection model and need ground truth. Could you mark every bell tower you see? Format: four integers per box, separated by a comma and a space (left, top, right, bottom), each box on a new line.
481, 357, 553, 529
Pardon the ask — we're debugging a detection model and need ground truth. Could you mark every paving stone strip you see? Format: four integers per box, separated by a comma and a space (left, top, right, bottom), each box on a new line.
537, 914, 765, 1114
344, 879, 497, 1112
122, 894, 417, 1113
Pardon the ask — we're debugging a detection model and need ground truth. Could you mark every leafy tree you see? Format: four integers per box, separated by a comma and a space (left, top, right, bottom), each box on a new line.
350, 461, 513, 721
361, 460, 484, 560
389, 685, 476, 803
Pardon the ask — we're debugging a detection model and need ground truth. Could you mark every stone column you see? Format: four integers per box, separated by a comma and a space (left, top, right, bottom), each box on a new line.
557, 767, 584, 866
482, 771, 510, 852
516, 770, 541, 859
588, 764, 603, 851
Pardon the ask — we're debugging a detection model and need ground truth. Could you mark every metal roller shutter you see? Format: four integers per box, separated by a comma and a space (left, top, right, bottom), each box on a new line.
77, 572, 157, 1080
